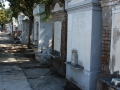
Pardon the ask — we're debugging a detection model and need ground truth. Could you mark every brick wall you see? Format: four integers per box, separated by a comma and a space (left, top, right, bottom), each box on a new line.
101, 29, 111, 77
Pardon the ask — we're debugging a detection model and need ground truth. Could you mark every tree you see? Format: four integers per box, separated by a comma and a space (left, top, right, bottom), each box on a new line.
0, 8, 12, 29
5, 0, 53, 47
0, 9, 7, 23
0, 8, 7, 29
5, 8, 12, 23
0, 0, 12, 29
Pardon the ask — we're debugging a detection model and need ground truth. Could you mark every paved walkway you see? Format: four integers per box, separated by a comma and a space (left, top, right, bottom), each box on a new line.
0, 32, 33, 90
0, 31, 14, 44
0, 32, 66, 90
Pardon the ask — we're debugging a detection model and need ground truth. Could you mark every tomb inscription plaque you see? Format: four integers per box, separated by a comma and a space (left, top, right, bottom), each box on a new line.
68, 11, 92, 71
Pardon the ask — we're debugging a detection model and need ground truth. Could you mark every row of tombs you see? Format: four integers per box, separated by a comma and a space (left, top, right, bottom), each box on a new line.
7, 0, 120, 90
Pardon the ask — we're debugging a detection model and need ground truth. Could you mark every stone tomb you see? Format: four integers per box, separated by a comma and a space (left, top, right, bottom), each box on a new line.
33, 4, 53, 63
51, 2, 66, 56
110, 5, 120, 75
33, 4, 53, 48
21, 20, 30, 44
65, 0, 102, 90
17, 13, 30, 44
51, 2, 67, 75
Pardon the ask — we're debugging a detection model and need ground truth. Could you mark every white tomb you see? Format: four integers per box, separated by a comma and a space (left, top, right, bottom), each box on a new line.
17, 13, 30, 44
110, 5, 120, 75
51, 2, 66, 57
7, 22, 12, 35
65, 0, 102, 90
33, 4, 53, 63
21, 20, 30, 44
33, 4, 53, 48
18, 13, 24, 32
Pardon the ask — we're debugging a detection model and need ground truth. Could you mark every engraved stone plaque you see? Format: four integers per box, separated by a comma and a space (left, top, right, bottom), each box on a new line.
54, 21, 62, 52
67, 11, 92, 71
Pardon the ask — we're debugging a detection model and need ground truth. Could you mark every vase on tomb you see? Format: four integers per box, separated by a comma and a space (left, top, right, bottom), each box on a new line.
71, 49, 78, 66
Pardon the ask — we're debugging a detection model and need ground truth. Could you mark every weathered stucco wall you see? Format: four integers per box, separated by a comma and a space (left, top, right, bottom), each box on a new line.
100, 0, 120, 77
98, 0, 120, 90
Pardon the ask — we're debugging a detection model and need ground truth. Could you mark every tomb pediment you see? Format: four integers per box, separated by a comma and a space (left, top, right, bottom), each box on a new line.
33, 4, 45, 15
65, 0, 100, 10
51, 3, 63, 12
67, 0, 84, 5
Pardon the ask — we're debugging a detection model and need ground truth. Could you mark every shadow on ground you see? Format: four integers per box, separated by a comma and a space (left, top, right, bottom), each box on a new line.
0, 32, 81, 90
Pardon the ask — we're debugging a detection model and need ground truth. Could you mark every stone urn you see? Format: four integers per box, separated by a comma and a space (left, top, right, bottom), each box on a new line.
71, 49, 78, 66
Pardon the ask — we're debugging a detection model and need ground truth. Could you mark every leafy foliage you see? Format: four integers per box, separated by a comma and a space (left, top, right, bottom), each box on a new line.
0, 0, 53, 46
37, 0, 53, 21
6, 0, 53, 20
0, 8, 7, 24
0, 0, 54, 22
0, 8, 12, 27
5, 8, 12, 22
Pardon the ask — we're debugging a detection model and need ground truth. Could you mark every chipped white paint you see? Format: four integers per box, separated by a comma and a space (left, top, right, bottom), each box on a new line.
51, 3, 63, 12
54, 21, 62, 53
110, 5, 120, 74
